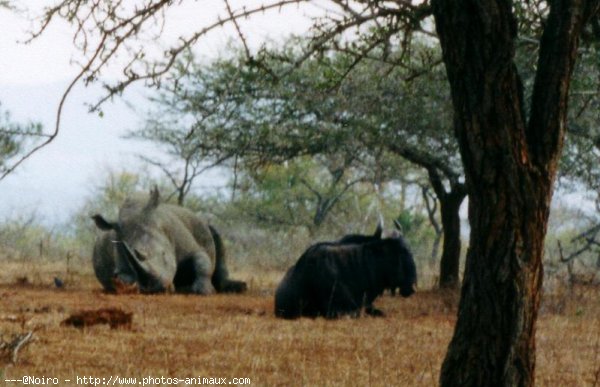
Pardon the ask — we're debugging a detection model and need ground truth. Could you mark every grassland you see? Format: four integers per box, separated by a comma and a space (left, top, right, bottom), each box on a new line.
0, 264, 599, 386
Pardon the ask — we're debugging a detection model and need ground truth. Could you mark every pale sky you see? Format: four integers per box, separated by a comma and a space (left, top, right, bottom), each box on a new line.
0, 1, 317, 224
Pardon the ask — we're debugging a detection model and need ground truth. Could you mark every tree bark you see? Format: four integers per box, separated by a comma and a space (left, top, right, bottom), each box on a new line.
432, 0, 591, 386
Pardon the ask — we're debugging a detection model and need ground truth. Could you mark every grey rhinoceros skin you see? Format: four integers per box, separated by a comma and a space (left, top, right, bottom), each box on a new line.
91, 188, 246, 295
92, 230, 119, 292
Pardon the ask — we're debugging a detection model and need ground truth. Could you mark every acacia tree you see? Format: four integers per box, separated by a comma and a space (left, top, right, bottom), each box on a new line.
32, 1, 600, 386
134, 51, 381, 222
141, 47, 466, 287
230, 156, 370, 235
433, 1, 598, 385
127, 101, 237, 205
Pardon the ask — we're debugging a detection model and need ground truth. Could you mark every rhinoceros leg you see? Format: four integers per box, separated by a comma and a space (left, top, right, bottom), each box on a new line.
92, 232, 117, 292
208, 225, 247, 293
173, 251, 215, 295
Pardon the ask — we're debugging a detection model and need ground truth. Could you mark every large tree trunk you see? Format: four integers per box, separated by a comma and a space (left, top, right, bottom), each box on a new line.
432, 0, 591, 386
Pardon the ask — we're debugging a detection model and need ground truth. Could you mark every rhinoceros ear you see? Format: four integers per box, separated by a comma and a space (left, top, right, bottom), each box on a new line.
145, 186, 160, 211
92, 214, 116, 231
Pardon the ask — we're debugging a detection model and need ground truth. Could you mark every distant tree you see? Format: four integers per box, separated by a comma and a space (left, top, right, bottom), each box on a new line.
139, 46, 466, 287
231, 156, 372, 235
134, 49, 404, 229
126, 119, 232, 206
0, 103, 43, 177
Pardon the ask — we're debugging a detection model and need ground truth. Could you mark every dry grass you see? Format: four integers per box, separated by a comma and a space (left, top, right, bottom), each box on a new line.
0, 265, 598, 386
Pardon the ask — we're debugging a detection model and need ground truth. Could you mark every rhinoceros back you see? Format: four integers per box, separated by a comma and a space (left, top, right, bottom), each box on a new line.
160, 204, 217, 261
151, 204, 246, 293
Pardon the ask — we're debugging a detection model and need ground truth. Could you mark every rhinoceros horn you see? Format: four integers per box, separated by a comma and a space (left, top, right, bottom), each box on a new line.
118, 239, 168, 293
144, 186, 161, 213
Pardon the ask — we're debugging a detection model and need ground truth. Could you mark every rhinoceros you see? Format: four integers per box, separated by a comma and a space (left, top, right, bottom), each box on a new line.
91, 188, 246, 294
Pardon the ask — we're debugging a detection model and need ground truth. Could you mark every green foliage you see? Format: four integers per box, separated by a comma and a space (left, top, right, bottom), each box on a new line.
0, 103, 43, 176
142, 40, 457, 171
395, 209, 427, 235
133, 40, 460, 236
227, 157, 369, 233
189, 170, 440, 272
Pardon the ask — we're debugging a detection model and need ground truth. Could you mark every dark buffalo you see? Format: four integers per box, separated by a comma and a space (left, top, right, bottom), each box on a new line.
338, 220, 404, 296
274, 228, 417, 319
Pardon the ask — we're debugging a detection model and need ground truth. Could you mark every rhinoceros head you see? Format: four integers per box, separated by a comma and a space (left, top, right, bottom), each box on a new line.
92, 188, 177, 293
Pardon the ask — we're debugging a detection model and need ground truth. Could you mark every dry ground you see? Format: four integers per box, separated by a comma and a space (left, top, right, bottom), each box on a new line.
0, 268, 599, 386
